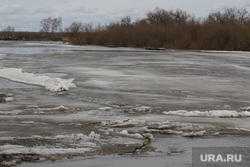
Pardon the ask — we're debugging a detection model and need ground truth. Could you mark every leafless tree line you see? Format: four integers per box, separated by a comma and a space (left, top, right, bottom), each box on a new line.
65, 7, 250, 50
1, 7, 250, 50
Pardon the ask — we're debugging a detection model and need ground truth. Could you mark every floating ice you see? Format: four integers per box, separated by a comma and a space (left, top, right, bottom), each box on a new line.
163, 110, 249, 118
102, 119, 146, 128
118, 130, 144, 139
54, 133, 92, 141
182, 131, 206, 137
213, 132, 220, 136
0, 144, 91, 155
116, 130, 154, 140
145, 121, 215, 136
4, 97, 14, 102
227, 127, 250, 132
40, 106, 69, 111
142, 133, 154, 140
0, 110, 24, 115
132, 106, 152, 113
89, 131, 101, 139
0, 93, 14, 103
241, 106, 250, 111
0, 68, 76, 92
98, 107, 112, 111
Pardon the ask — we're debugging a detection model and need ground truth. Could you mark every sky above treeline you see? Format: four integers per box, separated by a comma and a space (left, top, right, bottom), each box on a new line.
1, 0, 250, 31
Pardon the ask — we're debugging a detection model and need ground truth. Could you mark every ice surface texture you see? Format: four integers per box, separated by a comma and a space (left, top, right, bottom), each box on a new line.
0, 68, 76, 92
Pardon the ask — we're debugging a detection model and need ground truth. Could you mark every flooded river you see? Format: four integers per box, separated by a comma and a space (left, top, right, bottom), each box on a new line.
0, 41, 250, 166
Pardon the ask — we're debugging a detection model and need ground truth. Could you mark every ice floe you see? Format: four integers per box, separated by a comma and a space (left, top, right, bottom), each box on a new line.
227, 127, 250, 132
26, 105, 69, 114
0, 68, 76, 91
89, 131, 101, 139
40, 106, 69, 112
0, 144, 91, 155
132, 106, 152, 113
109, 129, 154, 140
101, 119, 146, 128
241, 106, 250, 111
118, 130, 144, 139
98, 107, 112, 111
145, 121, 215, 137
4, 96, 14, 102
182, 131, 206, 137
0, 133, 99, 155
0, 93, 14, 103
0, 110, 24, 115
163, 110, 250, 118
100, 118, 214, 139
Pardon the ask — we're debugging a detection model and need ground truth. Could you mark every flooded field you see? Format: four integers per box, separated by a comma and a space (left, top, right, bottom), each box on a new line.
0, 41, 250, 167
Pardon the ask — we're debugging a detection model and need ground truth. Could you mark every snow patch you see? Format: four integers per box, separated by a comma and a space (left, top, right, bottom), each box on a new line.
0, 68, 76, 92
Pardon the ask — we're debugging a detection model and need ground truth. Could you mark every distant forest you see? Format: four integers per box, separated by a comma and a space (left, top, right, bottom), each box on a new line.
1, 7, 250, 51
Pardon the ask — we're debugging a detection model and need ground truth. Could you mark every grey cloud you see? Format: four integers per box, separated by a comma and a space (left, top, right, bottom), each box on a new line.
62, 7, 146, 26
244, 3, 250, 7
73, 6, 96, 14
34, 7, 57, 14
211, 3, 229, 12
0, 5, 26, 15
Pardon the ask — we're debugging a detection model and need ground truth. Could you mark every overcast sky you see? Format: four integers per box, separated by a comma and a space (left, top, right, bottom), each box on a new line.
1, 0, 250, 31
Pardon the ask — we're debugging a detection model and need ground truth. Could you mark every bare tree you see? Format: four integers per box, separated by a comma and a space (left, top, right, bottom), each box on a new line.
208, 12, 224, 23
40, 17, 60, 35
207, 7, 249, 25
3, 26, 15, 33
146, 8, 190, 25
146, 8, 172, 25
171, 9, 190, 25
65, 22, 83, 36
40, 18, 50, 34
82, 23, 93, 32
237, 8, 248, 25
2, 26, 15, 39
223, 7, 238, 24
51, 18, 60, 32
95, 23, 106, 31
